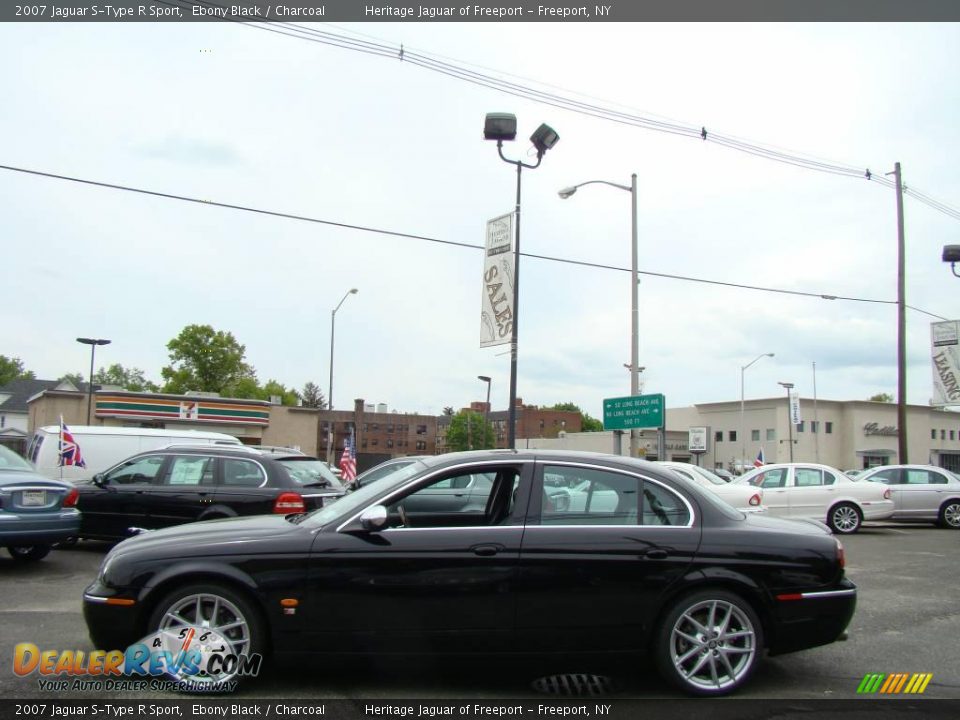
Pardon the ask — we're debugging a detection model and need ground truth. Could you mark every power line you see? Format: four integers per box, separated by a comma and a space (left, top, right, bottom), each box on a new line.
195, 12, 960, 222
4, 162, 942, 316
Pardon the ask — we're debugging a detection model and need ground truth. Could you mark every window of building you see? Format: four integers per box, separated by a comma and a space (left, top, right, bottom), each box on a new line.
751, 429, 760, 442
386, 439, 394, 448
811, 421, 819, 433
417, 424, 427, 435
728, 430, 737, 442
951, 430, 956, 442
371, 439, 379, 447
371, 423, 379, 431
715, 431, 723, 443
942, 429, 947, 440
766, 429, 776, 441
797, 421, 805, 432
539, 419, 545, 431
825, 422, 833, 434
415, 440, 426, 451
387, 424, 394, 433
363, 423, 368, 432
932, 428, 937, 440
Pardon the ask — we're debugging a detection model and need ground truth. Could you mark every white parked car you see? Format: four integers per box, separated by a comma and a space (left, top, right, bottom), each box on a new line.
857, 464, 960, 529
735, 463, 894, 534
657, 462, 764, 512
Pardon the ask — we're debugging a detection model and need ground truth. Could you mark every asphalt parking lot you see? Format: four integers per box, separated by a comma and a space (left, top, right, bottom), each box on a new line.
1, 523, 957, 700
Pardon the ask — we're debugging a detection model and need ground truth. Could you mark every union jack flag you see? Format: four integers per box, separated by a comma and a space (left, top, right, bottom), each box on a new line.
339, 428, 357, 484
58, 417, 86, 468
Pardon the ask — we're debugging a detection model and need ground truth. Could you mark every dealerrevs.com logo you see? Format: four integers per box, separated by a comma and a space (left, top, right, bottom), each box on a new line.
857, 673, 934, 695
14, 624, 262, 693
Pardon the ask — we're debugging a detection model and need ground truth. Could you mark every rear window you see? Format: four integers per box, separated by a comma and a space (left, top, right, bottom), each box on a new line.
0, 444, 34, 471
278, 458, 345, 490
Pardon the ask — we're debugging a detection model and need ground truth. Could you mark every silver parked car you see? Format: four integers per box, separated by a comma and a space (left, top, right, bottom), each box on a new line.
857, 464, 960, 528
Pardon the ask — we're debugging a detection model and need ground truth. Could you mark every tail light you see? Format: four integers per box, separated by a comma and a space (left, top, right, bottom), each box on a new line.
273, 492, 305, 514
64, 488, 79, 508
748, 493, 761, 507
836, 539, 845, 569
883, 488, 891, 500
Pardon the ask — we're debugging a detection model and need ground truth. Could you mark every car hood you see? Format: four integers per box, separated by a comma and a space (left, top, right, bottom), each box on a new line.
109, 513, 305, 558
741, 512, 832, 536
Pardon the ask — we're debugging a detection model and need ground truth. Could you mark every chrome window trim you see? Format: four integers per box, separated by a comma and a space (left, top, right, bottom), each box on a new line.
537, 460, 696, 529
799, 589, 857, 599
335, 459, 527, 533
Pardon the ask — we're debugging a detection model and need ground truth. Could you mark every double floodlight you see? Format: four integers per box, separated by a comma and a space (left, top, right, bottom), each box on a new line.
483, 113, 559, 157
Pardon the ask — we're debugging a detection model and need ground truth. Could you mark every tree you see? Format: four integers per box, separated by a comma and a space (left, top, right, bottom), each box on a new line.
0, 356, 34, 386
442, 406, 455, 416
260, 380, 300, 407
59, 372, 84, 389
161, 325, 256, 395
545, 402, 604, 432
869, 393, 894, 403
301, 382, 326, 409
446, 410, 495, 451
94, 363, 160, 392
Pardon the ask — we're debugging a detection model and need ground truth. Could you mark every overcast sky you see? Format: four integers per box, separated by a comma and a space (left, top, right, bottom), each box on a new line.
2, 21, 958, 418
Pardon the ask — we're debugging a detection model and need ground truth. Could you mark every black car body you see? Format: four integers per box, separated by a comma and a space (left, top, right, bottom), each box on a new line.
84, 450, 855, 695
74, 446, 345, 541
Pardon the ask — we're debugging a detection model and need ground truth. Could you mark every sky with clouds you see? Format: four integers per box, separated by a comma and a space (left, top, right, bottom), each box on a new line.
2, 21, 958, 418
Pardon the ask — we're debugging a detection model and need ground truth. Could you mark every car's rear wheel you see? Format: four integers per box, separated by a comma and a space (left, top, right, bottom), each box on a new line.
938, 500, 960, 529
828, 503, 861, 534
7, 545, 51, 562
147, 582, 265, 690
655, 589, 763, 696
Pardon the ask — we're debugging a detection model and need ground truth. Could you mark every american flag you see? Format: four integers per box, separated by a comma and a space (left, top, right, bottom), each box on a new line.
58, 417, 86, 468
339, 428, 357, 484
754, 447, 765, 468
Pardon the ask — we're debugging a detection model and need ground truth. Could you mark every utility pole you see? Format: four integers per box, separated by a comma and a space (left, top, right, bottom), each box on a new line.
890, 162, 908, 463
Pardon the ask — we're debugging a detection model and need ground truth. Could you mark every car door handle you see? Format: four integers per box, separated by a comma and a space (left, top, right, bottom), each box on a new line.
471, 544, 503, 557
643, 549, 668, 560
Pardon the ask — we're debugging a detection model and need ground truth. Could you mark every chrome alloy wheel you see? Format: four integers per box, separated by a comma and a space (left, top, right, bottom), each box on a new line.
943, 502, 960, 528
668, 599, 758, 692
831, 504, 861, 533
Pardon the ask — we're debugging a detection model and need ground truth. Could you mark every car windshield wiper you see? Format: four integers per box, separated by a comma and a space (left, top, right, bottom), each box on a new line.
286, 512, 310, 524
301, 481, 331, 489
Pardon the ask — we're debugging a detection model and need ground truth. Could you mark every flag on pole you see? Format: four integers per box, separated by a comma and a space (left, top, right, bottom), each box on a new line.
339, 428, 357, 485
754, 447, 765, 468
58, 416, 86, 468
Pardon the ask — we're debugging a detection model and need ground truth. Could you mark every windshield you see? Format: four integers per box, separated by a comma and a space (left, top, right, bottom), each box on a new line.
0, 445, 35, 472
304, 459, 429, 527
690, 466, 727, 486
277, 458, 345, 490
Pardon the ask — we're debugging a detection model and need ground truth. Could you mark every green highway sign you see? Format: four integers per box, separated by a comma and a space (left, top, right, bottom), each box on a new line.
603, 393, 664, 430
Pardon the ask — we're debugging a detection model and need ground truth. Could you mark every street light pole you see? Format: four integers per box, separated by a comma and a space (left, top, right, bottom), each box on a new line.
778, 381, 795, 463
327, 288, 357, 463
76, 338, 110, 425
485, 115, 559, 450
477, 375, 492, 447
559, 175, 639, 455
740, 352, 774, 471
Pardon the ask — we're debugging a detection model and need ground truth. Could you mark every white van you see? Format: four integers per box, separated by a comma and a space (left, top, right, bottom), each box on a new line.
25, 426, 242, 481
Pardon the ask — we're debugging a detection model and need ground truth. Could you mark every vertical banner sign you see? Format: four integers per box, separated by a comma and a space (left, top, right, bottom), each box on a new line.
931, 320, 960, 405
480, 213, 515, 348
789, 390, 802, 426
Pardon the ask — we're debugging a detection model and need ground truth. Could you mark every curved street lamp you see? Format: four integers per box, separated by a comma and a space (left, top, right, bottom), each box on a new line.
76, 337, 111, 424
740, 352, 774, 470
778, 380, 795, 463
560, 175, 639, 456
327, 288, 357, 463
484, 113, 559, 449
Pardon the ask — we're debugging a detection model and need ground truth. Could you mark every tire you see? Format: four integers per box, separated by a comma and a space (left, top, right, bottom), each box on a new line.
7, 545, 51, 562
938, 500, 960, 529
828, 503, 862, 534
655, 589, 763, 696
147, 582, 265, 690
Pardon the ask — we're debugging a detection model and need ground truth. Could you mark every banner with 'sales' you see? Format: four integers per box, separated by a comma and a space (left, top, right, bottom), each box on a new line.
480, 213, 515, 348
931, 320, 960, 406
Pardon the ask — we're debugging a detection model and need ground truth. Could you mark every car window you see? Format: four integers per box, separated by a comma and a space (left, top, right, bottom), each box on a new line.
0, 444, 35, 471
540, 466, 638, 526
386, 468, 514, 527
756, 468, 787, 489
222, 458, 267, 488
162, 456, 215, 487
277, 458, 345, 490
794, 468, 823, 487
643, 481, 691, 526
104, 456, 164, 486
905, 469, 944, 485
867, 468, 900, 484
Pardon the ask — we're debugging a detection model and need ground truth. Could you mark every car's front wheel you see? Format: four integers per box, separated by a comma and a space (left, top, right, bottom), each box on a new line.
655, 589, 763, 696
147, 582, 265, 690
938, 500, 960, 529
828, 503, 862, 534
7, 545, 51, 562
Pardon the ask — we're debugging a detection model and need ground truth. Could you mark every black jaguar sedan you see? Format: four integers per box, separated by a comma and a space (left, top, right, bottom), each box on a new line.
83, 450, 855, 695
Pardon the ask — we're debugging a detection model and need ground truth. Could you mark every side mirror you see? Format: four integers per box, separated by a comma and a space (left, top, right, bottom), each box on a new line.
359, 505, 388, 532
92, 473, 106, 488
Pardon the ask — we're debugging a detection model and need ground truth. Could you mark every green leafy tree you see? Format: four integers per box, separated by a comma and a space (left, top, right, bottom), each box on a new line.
544, 402, 604, 432
446, 410, 495, 451
94, 363, 160, 392
261, 380, 300, 407
0, 356, 35, 386
301, 382, 326, 409
59, 372, 84, 388
161, 325, 256, 395
869, 392, 894, 403
224, 376, 262, 400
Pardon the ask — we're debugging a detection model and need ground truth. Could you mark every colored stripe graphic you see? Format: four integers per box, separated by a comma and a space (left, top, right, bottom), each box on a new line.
858, 673, 932, 694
